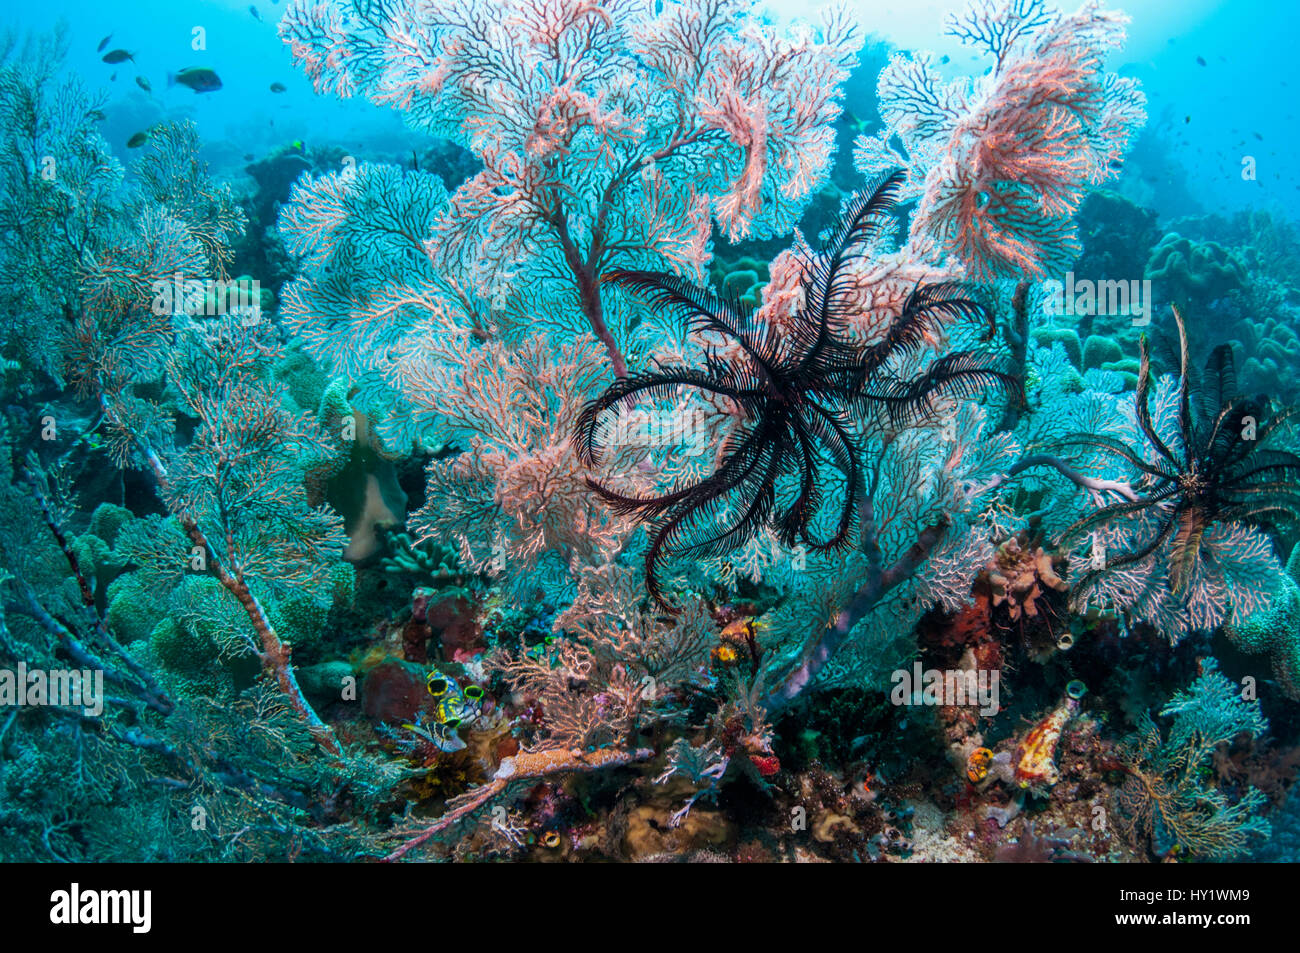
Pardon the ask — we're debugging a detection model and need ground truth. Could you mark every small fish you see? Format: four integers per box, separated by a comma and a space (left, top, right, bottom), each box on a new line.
1184, 115, 1191, 124
126, 131, 149, 148
110, 72, 117, 82
102, 49, 134, 64
1196, 55, 1206, 66
96, 34, 112, 52
939, 54, 950, 64
243, 153, 255, 161
1253, 131, 1263, 141
169, 67, 223, 93
88, 109, 106, 121
250, 4, 262, 20
269, 82, 287, 93
135, 75, 151, 93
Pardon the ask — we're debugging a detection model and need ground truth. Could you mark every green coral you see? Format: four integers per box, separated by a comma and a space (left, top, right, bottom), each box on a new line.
1081, 334, 1122, 371
1232, 312, 1300, 405
275, 345, 330, 415
1145, 232, 1247, 311
1115, 658, 1270, 861
70, 532, 125, 588
1030, 326, 1082, 369
710, 255, 769, 311
1100, 357, 1140, 390
106, 573, 169, 645
148, 575, 258, 700
150, 617, 222, 676
268, 591, 332, 654
87, 502, 133, 546
1225, 543, 1300, 699
376, 529, 473, 589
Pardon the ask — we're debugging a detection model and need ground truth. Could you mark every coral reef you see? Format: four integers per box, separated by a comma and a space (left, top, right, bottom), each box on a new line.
855, 0, 1145, 278
1145, 232, 1247, 312
2, 0, 1299, 870
1115, 659, 1270, 860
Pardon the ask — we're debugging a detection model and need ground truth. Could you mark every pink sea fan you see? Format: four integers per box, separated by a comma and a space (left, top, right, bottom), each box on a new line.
280, 0, 862, 374
856, 0, 1145, 280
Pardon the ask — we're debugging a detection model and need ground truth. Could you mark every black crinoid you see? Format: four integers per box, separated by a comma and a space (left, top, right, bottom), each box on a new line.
574, 171, 1019, 611
1055, 305, 1300, 597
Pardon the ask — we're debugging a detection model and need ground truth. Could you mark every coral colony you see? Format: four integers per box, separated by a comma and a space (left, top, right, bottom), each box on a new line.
1, 0, 1299, 865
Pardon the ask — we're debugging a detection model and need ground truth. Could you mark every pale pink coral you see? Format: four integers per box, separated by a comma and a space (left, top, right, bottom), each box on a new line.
856, 0, 1145, 280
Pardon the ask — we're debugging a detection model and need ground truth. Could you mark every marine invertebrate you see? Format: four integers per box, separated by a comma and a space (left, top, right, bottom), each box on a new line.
1144, 232, 1246, 312
967, 746, 995, 783
854, 0, 1145, 278
990, 306, 1300, 640
1056, 307, 1300, 622
404, 331, 653, 599
1224, 543, 1300, 699
71, 306, 349, 752
575, 173, 1015, 609
762, 396, 1023, 705
279, 0, 862, 374
1014, 679, 1086, 792
1115, 658, 1270, 861
492, 562, 713, 756
383, 744, 655, 861
987, 536, 1067, 623
1232, 312, 1300, 405
0, 26, 122, 387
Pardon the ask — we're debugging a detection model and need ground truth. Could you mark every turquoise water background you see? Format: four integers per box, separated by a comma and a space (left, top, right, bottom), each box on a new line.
3, 0, 1295, 221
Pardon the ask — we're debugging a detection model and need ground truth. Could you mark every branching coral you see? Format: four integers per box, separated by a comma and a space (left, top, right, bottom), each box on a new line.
855, 0, 1145, 279
45, 114, 350, 753
404, 331, 657, 600
75, 315, 349, 753
280, 0, 861, 375
1116, 659, 1270, 861
1062, 310, 1294, 639
986, 306, 1300, 645
0, 27, 122, 386
575, 173, 1017, 610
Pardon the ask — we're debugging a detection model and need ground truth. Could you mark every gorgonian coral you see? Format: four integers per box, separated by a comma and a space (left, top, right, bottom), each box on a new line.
0, 27, 122, 386
855, 0, 1145, 279
1005, 309, 1299, 642
280, 0, 862, 374
402, 330, 659, 600
1116, 658, 1270, 861
574, 173, 1017, 610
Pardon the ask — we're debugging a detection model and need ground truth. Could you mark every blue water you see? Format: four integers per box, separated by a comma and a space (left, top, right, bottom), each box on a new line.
6, 0, 1296, 222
